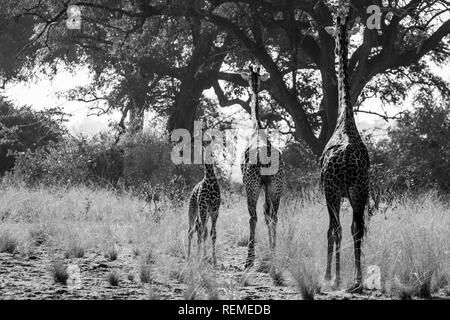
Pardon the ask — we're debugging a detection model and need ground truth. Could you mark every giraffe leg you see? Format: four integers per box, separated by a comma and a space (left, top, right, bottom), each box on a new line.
245, 187, 260, 269
196, 222, 202, 257
187, 223, 195, 260
202, 225, 208, 259
325, 218, 333, 281
187, 204, 197, 260
197, 203, 208, 260
271, 198, 281, 253
334, 219, 342, 289
324, 190, 341, 287
263, 200, 273, 251
245, 202, 258, 269
348, 188, 368, 294
264, 196, 280, 254
210, 210, 219, 266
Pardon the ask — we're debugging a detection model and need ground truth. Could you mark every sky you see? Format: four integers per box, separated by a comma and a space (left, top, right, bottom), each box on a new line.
4, 58, 449, 136
4, 67, 400, 136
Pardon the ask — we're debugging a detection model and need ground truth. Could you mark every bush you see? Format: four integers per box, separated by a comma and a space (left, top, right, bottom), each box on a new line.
107, 270, 120, 287
50, 259, 69, 285
283, 140, 320, 194
0, 98, 65, 175
365, 96, 450, 198
13, 138, 92, 186
0, 232, 18, 253
12, 131, 204, 201
118, 132, 203, 201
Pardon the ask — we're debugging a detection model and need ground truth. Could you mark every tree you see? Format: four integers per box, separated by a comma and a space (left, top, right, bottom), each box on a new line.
199, 0, 450, 154
7, 0, 232, 137
0, 0, 38, 86
0, 97, 66, 174
387, 94, 450, 193
6, 0, 450, 154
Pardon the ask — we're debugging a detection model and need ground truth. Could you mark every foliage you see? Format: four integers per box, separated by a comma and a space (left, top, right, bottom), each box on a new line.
12, 130, 204, 200
13, 137, 93, 186
118, 131, 204, 201
282, 139, 320, 194
3, 1, 448, 153
0, 1, 38, 82
366, 96, 450, 196
388, 96, 450, 193
0, 97, 66, 175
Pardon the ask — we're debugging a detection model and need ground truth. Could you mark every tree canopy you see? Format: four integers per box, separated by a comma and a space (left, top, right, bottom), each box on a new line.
0, 97, 66, 174
1, 0, 449, 155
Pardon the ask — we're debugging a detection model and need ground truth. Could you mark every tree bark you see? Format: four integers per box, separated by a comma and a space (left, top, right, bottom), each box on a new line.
167, 29, 218, 134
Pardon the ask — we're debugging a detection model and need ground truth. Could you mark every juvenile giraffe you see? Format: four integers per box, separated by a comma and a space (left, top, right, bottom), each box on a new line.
320, 7, 370, 293
241, 65, 285, 269
187, 151, 221, 265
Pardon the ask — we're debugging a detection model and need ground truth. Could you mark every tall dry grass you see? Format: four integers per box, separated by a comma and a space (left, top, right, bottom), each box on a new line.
0, 180, 448, 299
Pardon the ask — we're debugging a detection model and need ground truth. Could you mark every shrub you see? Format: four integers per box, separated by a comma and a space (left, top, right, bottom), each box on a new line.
64, 242, 85, 258
139, 262, 153, 284
107, 270, 120, 286
0, 232, 18, 253
105, 245, 119, 261
29, 227, 49, 246
50, 259, 69, 285
0, 98, 65, 175
13, 131, 204, 202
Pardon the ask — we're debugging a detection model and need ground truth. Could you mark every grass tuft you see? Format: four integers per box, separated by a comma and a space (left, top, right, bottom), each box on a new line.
50, 259, 69, 285
182, 262, 220, 300
107, 270, 120, 286
139, 260, 153, 284
270, 268, 285, 287
64, 243, 85, 258
105, 245, 119, 261
29, 228, 49, 246
290, 266, 321, 300
0, 232, 18, 254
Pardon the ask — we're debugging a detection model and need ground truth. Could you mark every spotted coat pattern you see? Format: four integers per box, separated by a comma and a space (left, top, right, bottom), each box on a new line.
320, 14, 370, 293
241, 66, 285, 269
187, 163, 221, 265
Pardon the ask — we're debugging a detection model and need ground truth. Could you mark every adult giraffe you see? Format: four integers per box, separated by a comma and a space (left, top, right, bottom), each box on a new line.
320, 2, 370, 293
240, 64, 285, 269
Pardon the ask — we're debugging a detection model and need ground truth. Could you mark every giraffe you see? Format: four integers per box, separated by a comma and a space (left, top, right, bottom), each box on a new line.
320, 5, 370, 293
187, 150, 221, 265
240, 64, 285, 269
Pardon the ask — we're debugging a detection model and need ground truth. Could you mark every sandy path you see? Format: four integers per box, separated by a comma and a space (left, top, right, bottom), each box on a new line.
0, 247, 448, 300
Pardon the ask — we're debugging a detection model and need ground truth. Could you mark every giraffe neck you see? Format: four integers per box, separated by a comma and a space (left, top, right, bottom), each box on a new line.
335, 16, 356, 131
250, 87, 261, 130
204, 163, 216, 180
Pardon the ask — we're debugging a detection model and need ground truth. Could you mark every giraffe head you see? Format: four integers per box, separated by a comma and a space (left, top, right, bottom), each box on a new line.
240, 63, 269, 129
201, 138, 217, 176
325, 15, 360, 39
249, 65, 260, 94
240, 63, 270, 95
324, 0, 360, 39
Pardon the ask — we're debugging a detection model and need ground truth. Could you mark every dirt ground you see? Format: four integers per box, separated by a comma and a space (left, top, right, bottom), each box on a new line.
1, 245, 448, 300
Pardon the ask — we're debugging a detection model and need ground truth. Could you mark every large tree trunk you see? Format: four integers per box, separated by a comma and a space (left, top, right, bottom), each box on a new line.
129, 96, 145, 134
167, 28, 219, 134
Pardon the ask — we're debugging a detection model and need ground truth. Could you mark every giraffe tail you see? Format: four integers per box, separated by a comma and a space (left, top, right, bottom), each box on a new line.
263, 182, 274, 218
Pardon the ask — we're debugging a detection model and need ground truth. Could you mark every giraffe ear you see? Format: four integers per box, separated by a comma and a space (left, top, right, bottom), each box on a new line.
260, 73, 270, 81
240, 72, 250, 82
325, 26, 336, 36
